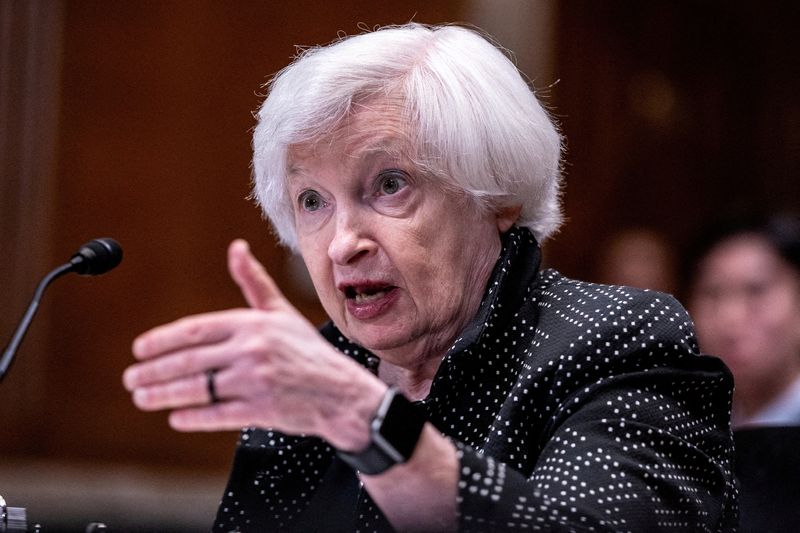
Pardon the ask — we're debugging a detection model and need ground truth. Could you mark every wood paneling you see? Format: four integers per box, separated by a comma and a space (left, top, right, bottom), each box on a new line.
0, 0, 64, 454
1, 1, 464, 470
547, 1, 800, 293
2, 0, 797, 487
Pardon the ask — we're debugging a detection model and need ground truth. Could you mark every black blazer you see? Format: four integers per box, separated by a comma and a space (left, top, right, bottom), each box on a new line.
214, 226, 738, 532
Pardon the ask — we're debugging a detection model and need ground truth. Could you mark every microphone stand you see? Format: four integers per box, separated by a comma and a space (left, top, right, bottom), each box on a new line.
0, 264, 72, 532
1, 239, 120, 530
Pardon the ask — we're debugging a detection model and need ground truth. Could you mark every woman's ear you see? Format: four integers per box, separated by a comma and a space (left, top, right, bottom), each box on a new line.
496, 205, 522, 232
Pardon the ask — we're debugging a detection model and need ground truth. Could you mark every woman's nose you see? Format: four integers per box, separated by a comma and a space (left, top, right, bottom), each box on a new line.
714, 292, 751, 329
327, 208, 377, 265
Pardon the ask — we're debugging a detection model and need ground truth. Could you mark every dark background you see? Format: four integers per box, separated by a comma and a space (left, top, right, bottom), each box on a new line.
1, 0, 797, 529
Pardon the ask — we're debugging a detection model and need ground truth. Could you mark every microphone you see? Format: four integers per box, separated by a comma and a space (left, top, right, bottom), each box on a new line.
70, 237, 123, 275
0, 238, 123, 383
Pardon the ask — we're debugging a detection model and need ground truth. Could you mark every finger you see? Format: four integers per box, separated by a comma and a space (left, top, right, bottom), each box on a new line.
123, 343, 232, 390
132, 371, 212, 411
168, 400, 259, 432
228, 239, 288, 311
132, 311, 238, 360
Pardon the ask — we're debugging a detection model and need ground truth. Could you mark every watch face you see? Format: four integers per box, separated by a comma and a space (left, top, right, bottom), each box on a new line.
337, 388, 428, 475
374, 392, 426, 461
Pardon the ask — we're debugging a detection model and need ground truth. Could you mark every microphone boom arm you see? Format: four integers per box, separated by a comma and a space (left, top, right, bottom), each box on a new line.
0, 262, 74, 383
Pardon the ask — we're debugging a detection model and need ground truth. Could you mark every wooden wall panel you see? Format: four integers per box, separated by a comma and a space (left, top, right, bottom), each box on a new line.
546, 1, 800, 292
1, 1, 465, 471
3, 0, 796, 496
0, 0, 64, 456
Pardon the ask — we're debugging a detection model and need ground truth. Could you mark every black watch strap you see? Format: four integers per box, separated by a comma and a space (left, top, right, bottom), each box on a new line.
337, 387, 426, 475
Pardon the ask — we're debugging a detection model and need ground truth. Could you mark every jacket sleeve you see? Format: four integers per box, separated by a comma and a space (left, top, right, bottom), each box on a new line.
213, 429, 335, 532
455, 295, 739, 532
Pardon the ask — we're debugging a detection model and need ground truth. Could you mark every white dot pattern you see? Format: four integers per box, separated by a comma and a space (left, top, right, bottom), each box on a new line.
213, 226, 738, 532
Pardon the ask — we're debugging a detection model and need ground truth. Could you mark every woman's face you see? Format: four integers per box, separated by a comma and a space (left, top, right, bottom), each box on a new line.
287, 103, 515, 367
690, 234, 800, 389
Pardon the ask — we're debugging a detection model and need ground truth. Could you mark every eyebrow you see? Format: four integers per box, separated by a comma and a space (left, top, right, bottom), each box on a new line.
288, 136, 411, 178
358, 142, 409, 169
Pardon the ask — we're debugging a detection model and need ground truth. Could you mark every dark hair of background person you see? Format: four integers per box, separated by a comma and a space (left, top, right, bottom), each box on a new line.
683, 211, 800, 292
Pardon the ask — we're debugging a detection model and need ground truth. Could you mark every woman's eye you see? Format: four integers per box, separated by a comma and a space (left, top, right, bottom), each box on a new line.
377, 171, 408, 195
298, 190, 325, 212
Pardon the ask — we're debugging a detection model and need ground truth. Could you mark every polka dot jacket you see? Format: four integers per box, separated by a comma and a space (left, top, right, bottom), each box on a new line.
214, 226, 739, 532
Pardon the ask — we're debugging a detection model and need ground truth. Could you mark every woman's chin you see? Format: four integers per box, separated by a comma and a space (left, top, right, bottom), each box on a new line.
340, 323, 421, 359
351, 329, 409, 354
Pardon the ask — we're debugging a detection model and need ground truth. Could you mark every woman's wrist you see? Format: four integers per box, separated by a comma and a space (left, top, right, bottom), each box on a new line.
320, 367, 388, 451
360, 424, 459, 531
337, 387, 427, 475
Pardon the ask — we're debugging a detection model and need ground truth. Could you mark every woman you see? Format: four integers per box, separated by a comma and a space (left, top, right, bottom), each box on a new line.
124, 24, 738, 531
689, 213, 800, 428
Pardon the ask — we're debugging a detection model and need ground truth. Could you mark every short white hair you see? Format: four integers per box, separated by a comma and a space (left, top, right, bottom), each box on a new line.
252, 23, 563, 250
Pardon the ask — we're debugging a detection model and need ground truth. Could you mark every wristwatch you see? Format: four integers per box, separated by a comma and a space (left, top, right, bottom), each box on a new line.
337, 386, 427, 475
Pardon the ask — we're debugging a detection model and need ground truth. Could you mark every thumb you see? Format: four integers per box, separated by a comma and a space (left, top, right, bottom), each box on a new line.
227, 239, 288, 310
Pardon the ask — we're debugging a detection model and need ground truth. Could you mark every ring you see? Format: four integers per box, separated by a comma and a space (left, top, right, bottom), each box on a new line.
206, 368, 220, 404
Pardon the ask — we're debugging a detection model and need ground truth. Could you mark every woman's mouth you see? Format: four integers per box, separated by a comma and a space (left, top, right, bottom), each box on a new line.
353, 289, 388, 304
342, 283, 398, 320
345, 285, 390, 303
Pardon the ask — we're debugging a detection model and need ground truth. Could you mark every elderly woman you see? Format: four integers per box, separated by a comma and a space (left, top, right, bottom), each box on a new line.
124, 24, 738, 531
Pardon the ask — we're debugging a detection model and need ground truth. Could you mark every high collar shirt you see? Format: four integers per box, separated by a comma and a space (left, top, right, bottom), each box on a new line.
214, 226, 738, 532
735, 374, 800, 428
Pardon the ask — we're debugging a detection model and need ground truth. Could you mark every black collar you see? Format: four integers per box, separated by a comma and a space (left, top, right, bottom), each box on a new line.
448, 225, 541, 354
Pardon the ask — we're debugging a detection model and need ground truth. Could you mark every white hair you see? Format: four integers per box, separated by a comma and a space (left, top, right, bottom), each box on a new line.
252, 23, 563, 250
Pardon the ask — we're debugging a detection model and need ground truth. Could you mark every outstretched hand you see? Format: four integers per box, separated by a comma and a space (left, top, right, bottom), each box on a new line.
123, 239, 385, 451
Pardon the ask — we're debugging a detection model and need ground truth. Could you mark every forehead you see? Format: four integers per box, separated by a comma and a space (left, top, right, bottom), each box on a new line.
700, 235, 785, 279
288, 100, 415, 170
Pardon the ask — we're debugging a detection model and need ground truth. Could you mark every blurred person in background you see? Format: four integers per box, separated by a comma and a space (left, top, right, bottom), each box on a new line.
689, 212, 800, 428
593, 227, 678, 295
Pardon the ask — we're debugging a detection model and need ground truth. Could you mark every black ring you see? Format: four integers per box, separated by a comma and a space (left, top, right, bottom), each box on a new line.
206, 368, 220, 404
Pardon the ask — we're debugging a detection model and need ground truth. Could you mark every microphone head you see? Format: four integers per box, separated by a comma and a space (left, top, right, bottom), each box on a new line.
70, 238, 123, 275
